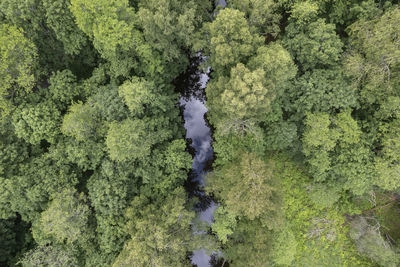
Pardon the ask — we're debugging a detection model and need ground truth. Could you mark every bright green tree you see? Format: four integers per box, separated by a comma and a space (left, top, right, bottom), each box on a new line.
210, 64, 271, 122
375, 119, 400, 191
286, 68, 358, 119
106, 118, 157, 162
47, 70, 79, 108
32, 188, 91, 245
113, 187, 195, 267
118, 77, 156, 116
284, 18, 343, 70
42, 0, 87, 55
5, 154, 78, 222
211, 206, 237, 244
228, 0, 281, 37
248, 42, 297, 93
199, 8, 263, 75
346, 7, 400, 105
0, 24, 37, 119
12, 101, 62, 145
207, 152, 281, 225
20, 245, 78, 267
69, 0, 138, 77
303, 111, 374, 197
61, 102, 99, 141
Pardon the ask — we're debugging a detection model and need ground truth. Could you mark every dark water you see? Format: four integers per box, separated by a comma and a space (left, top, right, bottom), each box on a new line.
176, 2, 227, 266
176, 55, 217, 266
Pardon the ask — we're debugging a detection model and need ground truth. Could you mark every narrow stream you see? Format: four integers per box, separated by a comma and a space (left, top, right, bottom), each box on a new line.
177, 55, 217, 267
176, 2, 226, 266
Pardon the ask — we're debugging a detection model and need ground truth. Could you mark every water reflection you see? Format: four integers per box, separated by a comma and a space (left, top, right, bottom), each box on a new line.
175, 2, 227, 266
176, 55, 217, 266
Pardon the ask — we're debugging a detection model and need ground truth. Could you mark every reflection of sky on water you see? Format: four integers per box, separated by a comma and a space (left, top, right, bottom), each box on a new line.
179, 66, 217, 266
200, 201, 217, 223
181, 97, 213, 184
217, 0, 227, 7
192, 249, 211, 267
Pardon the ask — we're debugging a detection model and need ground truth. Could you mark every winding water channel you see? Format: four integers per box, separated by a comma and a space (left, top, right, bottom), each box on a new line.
177, 55, 217, 266
177, 2, 226, 266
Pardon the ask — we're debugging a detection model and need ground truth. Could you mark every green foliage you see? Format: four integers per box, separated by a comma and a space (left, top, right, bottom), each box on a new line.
303, 111, 374, 196
6, 153, 79, 222
211, 206, 237, 244
215, 64, 272, 121
113, 187, 195, 267
277, 156, 373, 266
309, 183, 341, 209
286, 68, 358, 117
0, 24, 37, 118
199, 8, 263, 75
20, 245, 78, 267
271, 227, 298, 266
32, 188, 91, 245
223, 218, 274, 267
87, 162, 130, 256
375, 119, 400, 191
69, 0, 138, 77
284, 18, 343, 70
135, 0, 209, 80
248, 42, 297, 93
12, 101, 62, 144
106, 118, 168, 162
346, 7, 400, 105
0, 178, 14, 219
289, 1, 319, 25
47, 70, 79, 107
1, 0, 400, 265
49, 137, 105, 171
206, 42, 296, 125
207, 152, 281, 224
212, 126, 266, 166
228, 0, 281, 37
61, 102, 99, 141
303, 112, 337, 181
350, 216, 400, 267
118, 77, 156, 116
264, 121, 298, 151
0, 120, 29, 178
89, 84, 130, 122
138, 140, 192, 197
42, 0, 87, 55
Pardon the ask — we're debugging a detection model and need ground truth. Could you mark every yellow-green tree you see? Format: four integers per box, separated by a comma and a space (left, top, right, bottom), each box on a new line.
0, 24, 37, 119
113, 187, 195, 267
207, 152, 281, 225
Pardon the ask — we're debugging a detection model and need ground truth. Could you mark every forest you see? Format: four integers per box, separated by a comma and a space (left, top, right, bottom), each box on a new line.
1, 0, 400, 266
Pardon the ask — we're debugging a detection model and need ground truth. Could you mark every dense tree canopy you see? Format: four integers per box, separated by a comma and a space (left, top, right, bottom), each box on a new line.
0, 24, 37, 118
1, 1, 400, 266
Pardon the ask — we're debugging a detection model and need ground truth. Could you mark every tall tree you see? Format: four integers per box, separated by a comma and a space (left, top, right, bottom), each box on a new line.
345, 6, 400, 105
42, 0, 87, 55
198, 8, 263, 76
284, 18, 343, 71
303, 111, 374, 201
207, 152, 281, 225
32, 188, 91, 246
228, 0, 281, 38
106, 118, 170, 162
0, 24, 37, 119
113, 187, 195, 267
